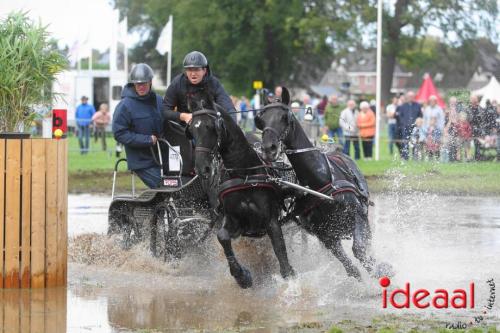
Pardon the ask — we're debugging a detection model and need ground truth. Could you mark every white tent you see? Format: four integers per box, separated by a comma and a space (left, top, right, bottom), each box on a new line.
472, 76, 500, 107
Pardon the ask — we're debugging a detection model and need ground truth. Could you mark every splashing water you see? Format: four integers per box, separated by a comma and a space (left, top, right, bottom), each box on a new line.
62, 193, 500, 331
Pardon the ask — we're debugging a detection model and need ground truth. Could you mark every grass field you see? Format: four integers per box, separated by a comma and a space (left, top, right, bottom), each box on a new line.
67, 131, 500, 195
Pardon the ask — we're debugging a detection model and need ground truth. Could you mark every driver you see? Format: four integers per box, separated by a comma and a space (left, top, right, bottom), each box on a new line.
162, 51, 236, 124
112, 63, 164, 189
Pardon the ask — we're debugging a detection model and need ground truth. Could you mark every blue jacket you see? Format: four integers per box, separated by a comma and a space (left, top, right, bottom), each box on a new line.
395, 102, 423, 138
112, 84, 164, 171
75, 103, 96, 126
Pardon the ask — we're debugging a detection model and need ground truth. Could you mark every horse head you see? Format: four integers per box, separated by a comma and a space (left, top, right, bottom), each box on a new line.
255, 86, 293, 162
187, 105, 226, 179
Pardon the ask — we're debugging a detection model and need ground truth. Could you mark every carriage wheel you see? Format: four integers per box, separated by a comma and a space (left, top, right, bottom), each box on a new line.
108, 204, 142, 250
151, 203, 181, 261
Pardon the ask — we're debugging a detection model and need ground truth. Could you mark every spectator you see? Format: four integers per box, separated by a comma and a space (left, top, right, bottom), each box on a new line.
423, 95, 445, 131
75, 96, 96, 154
443, 96, 459, 162
385, 96, 398, 156
425, 117, 441, 160
466, 95, 484, 161
274, 86, 282, 99
410, 118, 425, 160
496, 104, 500, 161
339, 100, 360, 160
239, 96, 249, 130
92, 103, 111, 151
316, 95, 328, 134
395, 91, 423, 160
357, 101, 376, 160
456, 111, 472, 161
324, 94, 344, 145
291, 101, 304, 121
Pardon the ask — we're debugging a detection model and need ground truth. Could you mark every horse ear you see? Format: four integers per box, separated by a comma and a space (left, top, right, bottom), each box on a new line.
281, 87, 291, 105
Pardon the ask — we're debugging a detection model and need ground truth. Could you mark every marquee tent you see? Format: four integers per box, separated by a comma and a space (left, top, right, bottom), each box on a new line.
415, 73, 446, 108
472, 76, 500, 107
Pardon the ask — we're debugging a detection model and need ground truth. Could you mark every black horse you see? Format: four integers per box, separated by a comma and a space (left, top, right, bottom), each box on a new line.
186, 100, 295, 288
255, 88, 393, 280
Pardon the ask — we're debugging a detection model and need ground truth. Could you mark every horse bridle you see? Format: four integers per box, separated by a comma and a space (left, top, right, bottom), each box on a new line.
257, 102, 319, 155
189, 109, 225, 157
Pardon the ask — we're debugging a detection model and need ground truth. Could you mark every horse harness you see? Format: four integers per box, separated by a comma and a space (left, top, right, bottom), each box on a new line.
189, 109, 284, 203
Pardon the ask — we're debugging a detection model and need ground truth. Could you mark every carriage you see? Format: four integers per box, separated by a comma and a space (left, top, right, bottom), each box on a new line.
107, 119, 298, 261
107, 120, 215, 260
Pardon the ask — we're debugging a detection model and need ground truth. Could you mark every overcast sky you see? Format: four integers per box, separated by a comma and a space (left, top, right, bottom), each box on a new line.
0, 0, 132, 51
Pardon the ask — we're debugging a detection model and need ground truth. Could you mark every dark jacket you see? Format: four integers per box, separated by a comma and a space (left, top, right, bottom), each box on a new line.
162, 73, 235, 122
112, 83, 164, 170
395, 102, 423, 138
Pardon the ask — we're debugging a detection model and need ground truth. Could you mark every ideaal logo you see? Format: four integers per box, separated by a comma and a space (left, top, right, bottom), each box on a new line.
379, 277, 496, 329
379, 277, 475, 309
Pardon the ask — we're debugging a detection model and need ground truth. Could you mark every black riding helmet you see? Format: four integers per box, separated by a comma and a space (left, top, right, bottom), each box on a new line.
183, 51, 208, 68
129, 63, 154, 83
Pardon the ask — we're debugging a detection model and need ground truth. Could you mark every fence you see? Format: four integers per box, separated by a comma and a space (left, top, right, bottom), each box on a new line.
0, 138, 67, 288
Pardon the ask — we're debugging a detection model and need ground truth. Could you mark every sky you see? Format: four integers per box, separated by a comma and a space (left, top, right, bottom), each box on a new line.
0, 0, 136, 51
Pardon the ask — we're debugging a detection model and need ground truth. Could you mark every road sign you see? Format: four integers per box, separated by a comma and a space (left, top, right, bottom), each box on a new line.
253, 81, 263, 90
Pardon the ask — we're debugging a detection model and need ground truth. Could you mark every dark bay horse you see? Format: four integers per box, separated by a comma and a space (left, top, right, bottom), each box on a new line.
186, 102, 295, 288
255, 88, 393, 280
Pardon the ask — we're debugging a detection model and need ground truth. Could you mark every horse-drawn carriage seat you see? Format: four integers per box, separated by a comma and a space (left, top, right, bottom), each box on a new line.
160, 120, 195, 176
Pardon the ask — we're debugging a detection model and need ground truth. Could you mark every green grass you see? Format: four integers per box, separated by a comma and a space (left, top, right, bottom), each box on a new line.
66, 131, 500, 194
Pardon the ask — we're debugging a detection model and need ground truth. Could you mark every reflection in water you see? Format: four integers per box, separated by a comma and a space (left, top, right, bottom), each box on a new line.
60, 195, 500, 331
0, 288, 66, 333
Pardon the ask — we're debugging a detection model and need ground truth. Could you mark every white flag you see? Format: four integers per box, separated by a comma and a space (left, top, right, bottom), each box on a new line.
156, 16, 172, 55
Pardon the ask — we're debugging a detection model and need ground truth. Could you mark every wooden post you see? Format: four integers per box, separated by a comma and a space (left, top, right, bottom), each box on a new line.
0, 138, 67, 288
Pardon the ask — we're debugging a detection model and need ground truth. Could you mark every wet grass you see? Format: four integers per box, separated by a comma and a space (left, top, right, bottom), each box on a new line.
324, 316, 500, 333
65, 134, 500, 195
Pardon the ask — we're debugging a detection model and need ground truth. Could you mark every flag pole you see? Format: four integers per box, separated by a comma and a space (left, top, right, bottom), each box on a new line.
166, 15, 173, 87
375, 0, 383, 161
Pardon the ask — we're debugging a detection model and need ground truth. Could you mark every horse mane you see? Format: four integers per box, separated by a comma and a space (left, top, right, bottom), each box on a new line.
212, 103, 262, 168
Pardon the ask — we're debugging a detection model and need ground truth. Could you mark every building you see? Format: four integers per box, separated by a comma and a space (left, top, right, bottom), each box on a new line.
313, 50, 412, 97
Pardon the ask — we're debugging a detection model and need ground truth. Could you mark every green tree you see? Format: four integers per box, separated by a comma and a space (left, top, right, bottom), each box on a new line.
114, 0, 357, 95
348, 0, 499, 102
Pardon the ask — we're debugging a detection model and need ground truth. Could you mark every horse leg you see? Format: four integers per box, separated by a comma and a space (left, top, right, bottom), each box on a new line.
352, 207, 376, 274
266, 217, 295, 279
216, 218, 253, 289
324, 236, 362, 280
352, 205, 394, 279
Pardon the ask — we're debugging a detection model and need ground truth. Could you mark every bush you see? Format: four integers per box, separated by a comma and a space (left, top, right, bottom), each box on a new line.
0, 11, 67, 133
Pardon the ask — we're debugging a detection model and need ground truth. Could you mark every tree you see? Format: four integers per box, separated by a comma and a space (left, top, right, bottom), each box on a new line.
114, 0, 357, 95
348, 0, 499, 102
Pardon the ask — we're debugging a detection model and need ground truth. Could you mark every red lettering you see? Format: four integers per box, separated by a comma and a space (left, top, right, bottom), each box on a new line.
382, 288, 387, 308
413, 289, 430, 308
451, 289, 467, 308
432, 289, 449, 308
470, 282, 475, 308
390, 283, 410, 308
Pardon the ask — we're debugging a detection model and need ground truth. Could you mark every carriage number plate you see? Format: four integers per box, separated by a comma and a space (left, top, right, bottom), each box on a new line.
163, 178, 179, 187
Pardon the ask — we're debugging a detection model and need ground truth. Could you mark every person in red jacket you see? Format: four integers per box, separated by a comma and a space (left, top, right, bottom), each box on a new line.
357, 101, 376, 160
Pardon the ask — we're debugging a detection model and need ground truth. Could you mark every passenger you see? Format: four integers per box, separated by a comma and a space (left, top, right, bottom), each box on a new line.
163, 51, 236, 123
112, 63, 164, 189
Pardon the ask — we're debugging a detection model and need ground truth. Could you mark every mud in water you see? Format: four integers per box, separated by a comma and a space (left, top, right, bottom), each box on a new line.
2, 193, 499, 332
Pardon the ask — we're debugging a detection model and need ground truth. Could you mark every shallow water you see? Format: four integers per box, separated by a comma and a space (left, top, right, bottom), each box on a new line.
2, 193, 500, 332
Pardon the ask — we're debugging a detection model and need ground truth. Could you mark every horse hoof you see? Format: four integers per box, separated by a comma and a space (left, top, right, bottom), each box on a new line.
235, 267, 253, 289
373, 262, 395, 279
281, 266, 296, 279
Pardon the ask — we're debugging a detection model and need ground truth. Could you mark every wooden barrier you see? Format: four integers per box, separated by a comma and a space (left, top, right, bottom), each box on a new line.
0, 138, 67, 288
0, 288, 67, 333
